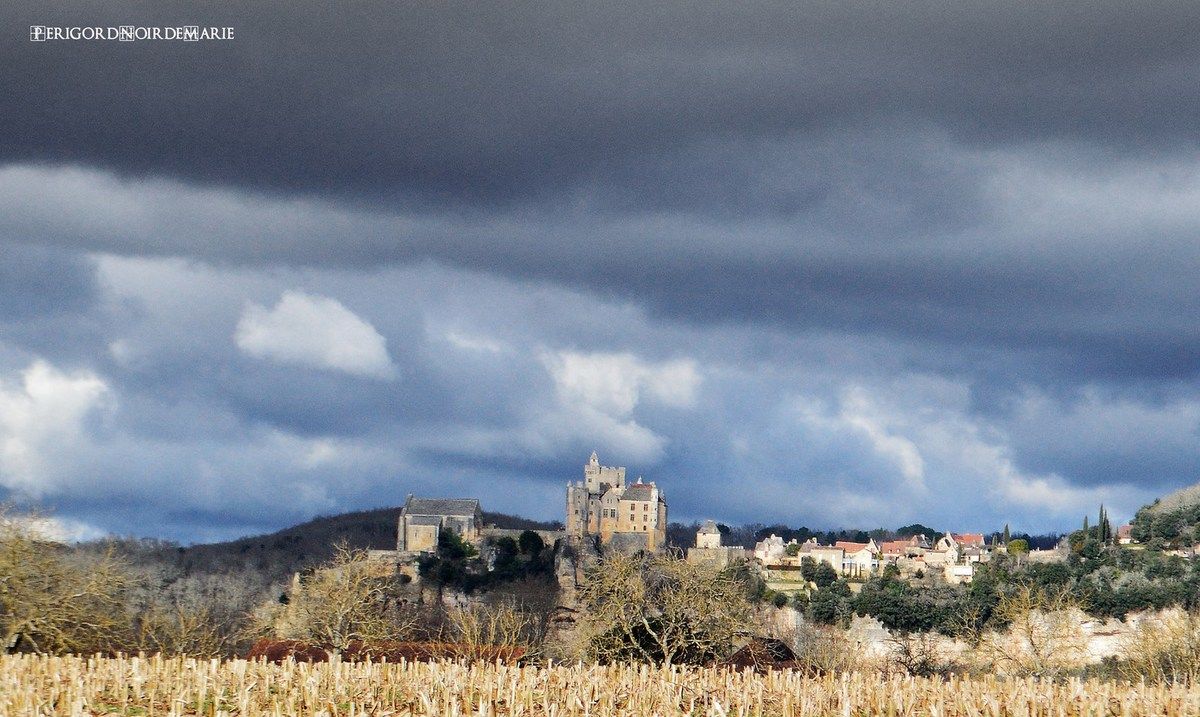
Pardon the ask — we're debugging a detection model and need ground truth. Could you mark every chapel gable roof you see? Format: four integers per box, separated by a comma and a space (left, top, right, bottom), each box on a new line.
404, 497, 480, 517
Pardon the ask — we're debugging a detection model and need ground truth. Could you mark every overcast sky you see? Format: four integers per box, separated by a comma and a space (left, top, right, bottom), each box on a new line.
3, 2, 1199, 542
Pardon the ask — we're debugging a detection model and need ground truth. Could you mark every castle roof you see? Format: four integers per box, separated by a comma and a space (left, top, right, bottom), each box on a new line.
699, 520, 720, 534
404, 497, 480, 517
621, 483, 658, 502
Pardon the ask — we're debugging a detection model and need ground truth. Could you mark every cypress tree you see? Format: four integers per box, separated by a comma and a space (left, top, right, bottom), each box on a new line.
1099, 504, 1113, 544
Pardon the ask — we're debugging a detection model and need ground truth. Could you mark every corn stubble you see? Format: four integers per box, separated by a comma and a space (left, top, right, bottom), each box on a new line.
5, 654, 1200, 717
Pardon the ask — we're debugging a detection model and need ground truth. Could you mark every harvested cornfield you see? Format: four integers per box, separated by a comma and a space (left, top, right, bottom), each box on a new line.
4, 653, 1200, 716
246, 639, 526, 664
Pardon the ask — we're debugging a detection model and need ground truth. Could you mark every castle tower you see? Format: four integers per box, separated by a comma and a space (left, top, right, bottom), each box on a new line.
583, 450, 626, 494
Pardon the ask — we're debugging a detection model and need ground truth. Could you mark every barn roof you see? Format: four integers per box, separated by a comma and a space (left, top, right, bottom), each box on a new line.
723, 637, 798, 668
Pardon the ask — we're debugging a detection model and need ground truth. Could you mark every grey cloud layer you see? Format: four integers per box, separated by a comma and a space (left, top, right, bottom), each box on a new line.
2, 2, 1199, 540
4, 2, 1199, 202
4, 159, 1199, 388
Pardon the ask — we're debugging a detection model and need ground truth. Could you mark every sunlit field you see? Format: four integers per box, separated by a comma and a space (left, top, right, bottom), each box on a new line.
5, 654, 1200, 717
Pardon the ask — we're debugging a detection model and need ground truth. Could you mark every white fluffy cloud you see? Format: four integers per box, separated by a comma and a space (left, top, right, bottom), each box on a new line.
538, 351, 701, 462
6, 514, 109, 543
836, 387, 927, 491
547, 351, 700, 414
0, 361, 110, 497
235, 291, 397, 379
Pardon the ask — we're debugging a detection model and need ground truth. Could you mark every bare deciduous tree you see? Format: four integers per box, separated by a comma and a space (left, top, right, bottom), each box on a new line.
972, 584, 1088, 677
887, 631, 952, 677
444, 597, 541, 658
0, 506, 130, 654
793, 622, 866, 674
137, 600, 229, 657
1120, 608, 1200, 683
576, 551, 753, 666
253, 544, 418, 650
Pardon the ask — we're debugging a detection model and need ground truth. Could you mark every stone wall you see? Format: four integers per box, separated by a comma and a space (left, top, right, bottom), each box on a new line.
480, 528, 567, 545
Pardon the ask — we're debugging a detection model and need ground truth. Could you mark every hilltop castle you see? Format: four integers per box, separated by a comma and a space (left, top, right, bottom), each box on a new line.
566, 451, 667, 550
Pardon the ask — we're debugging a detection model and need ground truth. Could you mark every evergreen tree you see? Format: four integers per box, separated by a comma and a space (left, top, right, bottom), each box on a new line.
1002, 523, 1011, 545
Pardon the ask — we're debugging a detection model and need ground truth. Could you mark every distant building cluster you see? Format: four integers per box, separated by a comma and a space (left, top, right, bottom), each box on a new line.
383, 453, 1139, 593
752, 531, 998, 584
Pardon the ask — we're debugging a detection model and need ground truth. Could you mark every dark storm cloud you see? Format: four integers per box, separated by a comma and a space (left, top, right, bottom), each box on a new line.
4, 0, 1199, 385
2, 2, 1198, 206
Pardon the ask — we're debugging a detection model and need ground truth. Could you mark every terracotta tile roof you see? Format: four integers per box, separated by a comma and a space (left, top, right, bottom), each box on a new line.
835, 541, 869, 553
952, 533, 985, 546
1118, 525, 1133, 538
880, 540, 913, 555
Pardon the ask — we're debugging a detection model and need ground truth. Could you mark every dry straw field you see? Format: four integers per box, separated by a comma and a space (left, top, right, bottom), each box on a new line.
6, 655, 1200, 717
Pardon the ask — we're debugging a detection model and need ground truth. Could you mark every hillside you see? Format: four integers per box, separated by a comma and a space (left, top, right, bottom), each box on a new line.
1131, 483, 1200, 546
102, 507, 561, 585
1142, 483, 1200, 515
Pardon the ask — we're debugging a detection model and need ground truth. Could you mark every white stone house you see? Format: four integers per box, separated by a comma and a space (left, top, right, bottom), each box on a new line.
835, 539, 879, 577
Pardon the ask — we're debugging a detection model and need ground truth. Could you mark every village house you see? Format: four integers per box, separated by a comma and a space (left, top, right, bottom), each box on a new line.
922, 532, 997, 583
752, 535, 880, 580
753, 534, 791, 563
566, 452, 668, 551
879, 534, 930, 561
835, 539, 880, 577
801, 540, 846, 572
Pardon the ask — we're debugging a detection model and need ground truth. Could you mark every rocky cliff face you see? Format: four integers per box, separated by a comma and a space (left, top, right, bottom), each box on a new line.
543, 536, 600, 660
